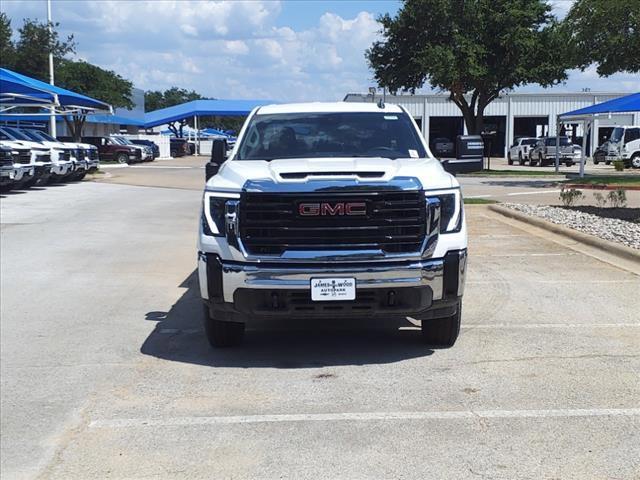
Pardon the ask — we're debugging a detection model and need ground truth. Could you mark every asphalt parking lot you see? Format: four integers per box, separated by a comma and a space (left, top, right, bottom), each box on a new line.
1, 169, 639, 479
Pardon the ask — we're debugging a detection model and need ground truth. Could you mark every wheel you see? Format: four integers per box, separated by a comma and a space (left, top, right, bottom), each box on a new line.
115, 152, 129, 164
421, 300, 461, 348
75, 172, 87, 181
605, 161, 611, 165
565, 161, 574, 167
203, 306, 245, 347
518, 152, 524, 165
631, 153, 640, 169
507, 153, 513, 165
21, 177, 37, 188
593, 158, 599, 165
538, 154, 545, 166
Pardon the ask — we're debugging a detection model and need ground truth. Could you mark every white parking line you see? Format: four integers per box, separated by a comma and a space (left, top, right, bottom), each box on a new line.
506, 189, 561, 196
129, 166, 193, 169
466, 189, 561, 198
89, 408, 640, 428
461, 323, 640, 329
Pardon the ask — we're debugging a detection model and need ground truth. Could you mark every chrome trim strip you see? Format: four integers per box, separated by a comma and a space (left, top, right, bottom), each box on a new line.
220, 258, 444, 303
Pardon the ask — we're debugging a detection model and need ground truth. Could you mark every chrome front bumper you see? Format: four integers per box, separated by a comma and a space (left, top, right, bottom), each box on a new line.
197, 253, 469, 305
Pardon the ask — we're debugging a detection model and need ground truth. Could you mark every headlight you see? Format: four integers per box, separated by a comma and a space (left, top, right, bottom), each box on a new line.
203, 191, 240, 236
426, 189, 463, 233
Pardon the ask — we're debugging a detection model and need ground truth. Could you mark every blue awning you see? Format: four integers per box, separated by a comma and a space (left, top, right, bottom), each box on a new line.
560, 92, 640, 118
143, 99, 274, 128
0, 68, 111, 110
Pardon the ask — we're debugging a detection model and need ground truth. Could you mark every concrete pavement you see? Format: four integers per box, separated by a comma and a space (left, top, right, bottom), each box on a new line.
1, 177, 639, 479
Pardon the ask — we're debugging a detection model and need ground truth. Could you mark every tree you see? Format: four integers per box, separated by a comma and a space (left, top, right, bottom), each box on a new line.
0, 13, 15, 70
11, 19, 75, 81
56, 60, 133, 141
145, 87, 206, 136
144, 87, 203, 111
564, 0, 640, 76
367, 0, 569, 134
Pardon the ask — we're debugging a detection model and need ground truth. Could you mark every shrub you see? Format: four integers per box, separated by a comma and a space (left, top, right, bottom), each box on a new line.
559, 186, 583, 207
593, 192, 608, 208
613, 160, 625, 171
607, 189, 627, 208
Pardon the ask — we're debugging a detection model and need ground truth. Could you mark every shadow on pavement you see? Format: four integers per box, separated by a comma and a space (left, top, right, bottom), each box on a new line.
141, 271, 434, 368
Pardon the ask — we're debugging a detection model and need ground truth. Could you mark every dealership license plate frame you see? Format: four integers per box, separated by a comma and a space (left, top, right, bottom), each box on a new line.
311, 277, 356, 301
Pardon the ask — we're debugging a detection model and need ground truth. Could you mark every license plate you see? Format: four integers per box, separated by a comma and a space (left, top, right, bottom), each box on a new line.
311, 277, 356, 301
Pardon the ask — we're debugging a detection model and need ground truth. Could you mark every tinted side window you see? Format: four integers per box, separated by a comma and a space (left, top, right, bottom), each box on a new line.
624, 128, 640, 143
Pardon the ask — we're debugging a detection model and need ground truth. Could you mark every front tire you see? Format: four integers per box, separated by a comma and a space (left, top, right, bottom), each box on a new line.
538, 154, 545, 167
421, 300, 461, 348
631, 153, 640, 169
203, 306, 245, 347
507, 153, 513, 165
518, 152, 524, 165
115, 153, 129, 164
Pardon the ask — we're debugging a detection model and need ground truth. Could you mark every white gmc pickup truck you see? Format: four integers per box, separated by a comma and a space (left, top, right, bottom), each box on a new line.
198, 102, 467, 347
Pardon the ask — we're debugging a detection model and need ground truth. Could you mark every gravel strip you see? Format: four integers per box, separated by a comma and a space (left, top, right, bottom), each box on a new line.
503, 203, 640, 250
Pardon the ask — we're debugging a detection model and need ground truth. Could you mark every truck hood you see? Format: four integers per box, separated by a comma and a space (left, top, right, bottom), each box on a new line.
206, 157, 456, 191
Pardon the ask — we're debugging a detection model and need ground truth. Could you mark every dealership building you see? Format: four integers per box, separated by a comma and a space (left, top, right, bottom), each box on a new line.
344, 91, 639, 157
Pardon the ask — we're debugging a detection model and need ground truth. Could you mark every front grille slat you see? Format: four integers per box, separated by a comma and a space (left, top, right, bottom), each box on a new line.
240, 191, 426, 255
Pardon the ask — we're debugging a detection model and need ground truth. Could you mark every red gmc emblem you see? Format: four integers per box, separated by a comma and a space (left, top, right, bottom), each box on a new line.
298, 202, 367, 216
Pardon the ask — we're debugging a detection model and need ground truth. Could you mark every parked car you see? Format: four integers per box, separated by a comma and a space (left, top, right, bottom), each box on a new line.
0, 145, 16, 190
170, 138, 189, 157
0, 140, 35, 189
593, 141, 613, 165
18, 129, 76, 180
507, 137, 537, 165
0, 127, 53, 186
607, 126, 640, 168
129, 139, 160, 159
80, 136, 141, 164
110, 136, 154, 161
529, 136, 575, 166
430, 137, 454, 157
199, 102, 467, 348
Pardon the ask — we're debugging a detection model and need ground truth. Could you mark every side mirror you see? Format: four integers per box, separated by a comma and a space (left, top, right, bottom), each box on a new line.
206, 139, 228, 181
211, 139, 227, 163
440, 159, 453, 174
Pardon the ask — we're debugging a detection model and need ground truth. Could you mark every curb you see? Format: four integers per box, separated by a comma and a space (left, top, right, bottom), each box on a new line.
488, 204, 640, 263
561, 183, 640, 191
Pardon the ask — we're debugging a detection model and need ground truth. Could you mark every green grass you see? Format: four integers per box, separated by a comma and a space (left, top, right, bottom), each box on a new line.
464, 198, 499, 204
458, 169, 566, 177
561, 175, 640, 186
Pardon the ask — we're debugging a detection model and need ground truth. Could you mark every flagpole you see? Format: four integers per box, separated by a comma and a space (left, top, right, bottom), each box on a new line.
47, 0, 57, 137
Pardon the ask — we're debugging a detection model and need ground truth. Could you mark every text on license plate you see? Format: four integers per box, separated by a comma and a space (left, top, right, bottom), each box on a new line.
311, 277, 356, 301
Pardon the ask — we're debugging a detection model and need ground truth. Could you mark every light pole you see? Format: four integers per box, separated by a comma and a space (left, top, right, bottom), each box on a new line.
47, 0, 57, 137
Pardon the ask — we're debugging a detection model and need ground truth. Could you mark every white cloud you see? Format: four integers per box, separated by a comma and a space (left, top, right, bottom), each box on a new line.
1, 0, 635, 103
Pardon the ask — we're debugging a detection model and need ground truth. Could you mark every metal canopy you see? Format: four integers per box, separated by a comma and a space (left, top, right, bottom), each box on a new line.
559, 92, 640, 121
0, 67, 112, 114
555, 92, 640, 177
143, 99, 274, 128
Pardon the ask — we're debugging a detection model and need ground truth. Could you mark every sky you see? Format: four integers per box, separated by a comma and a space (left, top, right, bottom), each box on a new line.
1, 0, 638, 103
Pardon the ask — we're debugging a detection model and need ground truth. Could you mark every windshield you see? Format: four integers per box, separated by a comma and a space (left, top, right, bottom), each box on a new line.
33, 131, 57, 142
113, 136, 133, 145
522, 139, 537, 146
545, 137, 571, 146
2, 127, 31, 141
236, 111, 427, 161
610, 127, 624, 143
21, 130, 45, 142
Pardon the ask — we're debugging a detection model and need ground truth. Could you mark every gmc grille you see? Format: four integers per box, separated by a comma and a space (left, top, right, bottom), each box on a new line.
16, 151, 31, 164
240, 191, 427, 256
